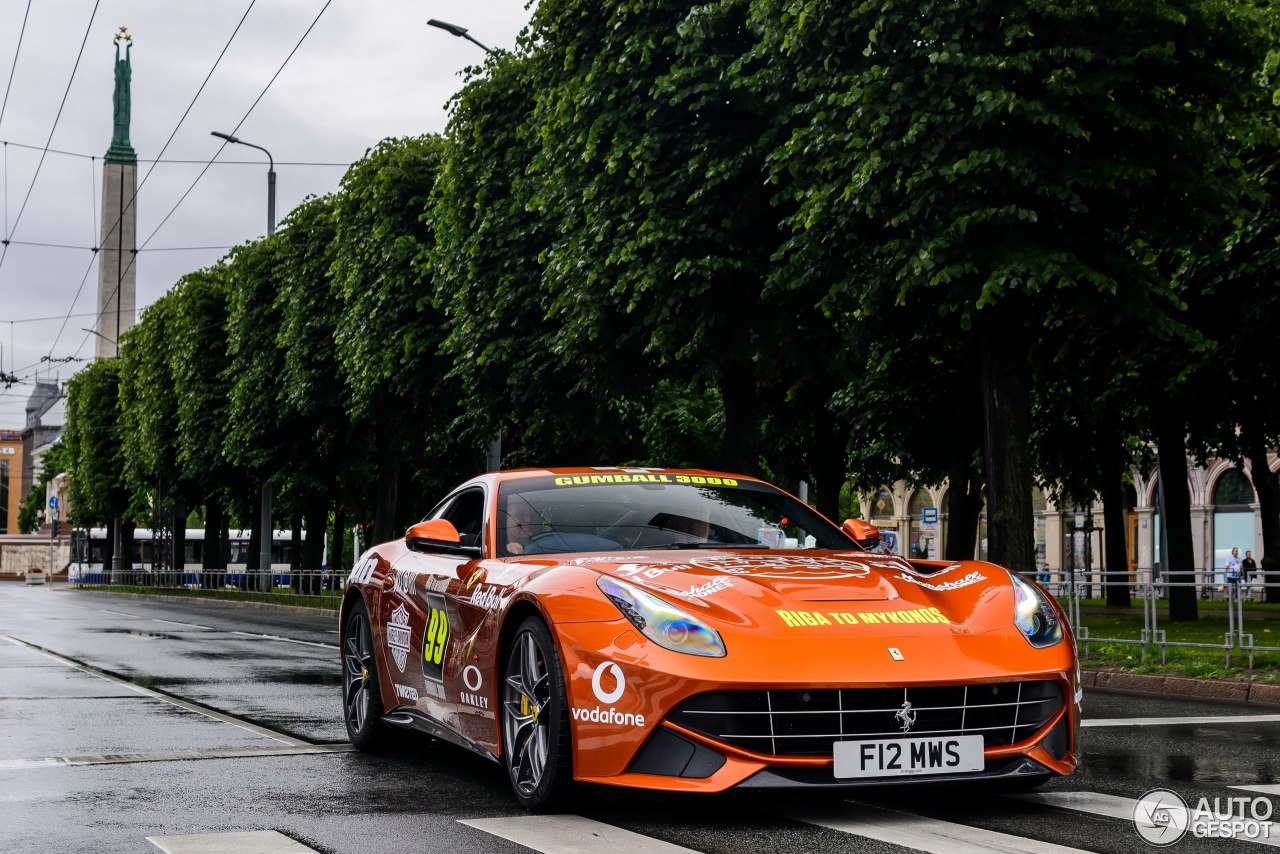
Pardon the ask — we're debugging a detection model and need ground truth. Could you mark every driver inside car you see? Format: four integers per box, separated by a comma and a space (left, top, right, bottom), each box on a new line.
502, 497, 544, 556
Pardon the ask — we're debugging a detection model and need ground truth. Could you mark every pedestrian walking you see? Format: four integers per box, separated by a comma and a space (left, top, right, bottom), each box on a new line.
1242, 549, 1258, 600
1225, 546, 1243, 598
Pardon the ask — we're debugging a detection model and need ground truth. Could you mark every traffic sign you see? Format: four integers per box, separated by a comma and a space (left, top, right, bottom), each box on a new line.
48, 496, 58, 510
922, 506, 938, 524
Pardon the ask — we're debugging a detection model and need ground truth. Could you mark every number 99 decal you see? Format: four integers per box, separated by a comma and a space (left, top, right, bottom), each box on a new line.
422, 594, 449, 681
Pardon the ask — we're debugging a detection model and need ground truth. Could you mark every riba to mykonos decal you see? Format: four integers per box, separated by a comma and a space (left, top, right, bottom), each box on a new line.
1133, 788, 1273, 846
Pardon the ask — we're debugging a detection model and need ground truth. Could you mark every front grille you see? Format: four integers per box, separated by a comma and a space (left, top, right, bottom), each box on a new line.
668, 680, 1063, 757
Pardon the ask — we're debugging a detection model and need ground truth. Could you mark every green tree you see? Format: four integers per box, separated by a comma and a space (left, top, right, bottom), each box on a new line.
168, 267, 238, 573
333, 136, 469, 543
63, 358, 132, 571
754, 0, 1269, 596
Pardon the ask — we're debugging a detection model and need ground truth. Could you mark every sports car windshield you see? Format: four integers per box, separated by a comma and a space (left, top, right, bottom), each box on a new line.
496, 474, 856, 557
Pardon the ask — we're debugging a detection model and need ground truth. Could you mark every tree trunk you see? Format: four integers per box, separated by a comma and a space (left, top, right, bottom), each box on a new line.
1243, 421, 1280, 604
202, 501, 223, 589
718, 361, 761, 476
980, 329, 1035, 573
1156, 420, 1198, 622
1101, 438, 1131, 608
811, 417, 845, 523
120, 521, 136, 582
302, 501, 327, 595
944, 464, 983, 561
246, 491, 262, 574
172, 499, 187, 587
373, 419, 401, 546
289, 513, 302, 592
332, 499, 346, 581
101, 520, 115, 584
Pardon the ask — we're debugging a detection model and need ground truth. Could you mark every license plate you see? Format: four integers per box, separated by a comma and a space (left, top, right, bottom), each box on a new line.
833, 735, 984, 779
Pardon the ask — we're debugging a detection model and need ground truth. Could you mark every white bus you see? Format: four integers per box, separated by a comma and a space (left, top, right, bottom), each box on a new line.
69, 527, 317, 588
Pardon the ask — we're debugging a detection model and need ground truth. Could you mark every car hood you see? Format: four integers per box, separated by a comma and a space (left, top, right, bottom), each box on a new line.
569, 549, 1003, 611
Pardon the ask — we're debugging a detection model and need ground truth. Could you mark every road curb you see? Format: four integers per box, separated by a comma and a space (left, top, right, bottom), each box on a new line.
63, 588, 340, 620
1082, 668, 1280, 707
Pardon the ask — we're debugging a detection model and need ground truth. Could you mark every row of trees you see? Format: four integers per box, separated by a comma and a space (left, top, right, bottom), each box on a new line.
51, 1, 1280, 616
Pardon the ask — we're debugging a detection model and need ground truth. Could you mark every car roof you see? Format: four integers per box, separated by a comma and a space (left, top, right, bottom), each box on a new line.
461, 466, 769, 491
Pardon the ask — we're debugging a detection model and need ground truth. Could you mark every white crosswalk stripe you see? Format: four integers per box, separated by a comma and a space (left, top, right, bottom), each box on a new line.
148, 830, 319, 853
793, 803, 1088, 854
1234, 784, 1280, 796
460, 815, 699, 853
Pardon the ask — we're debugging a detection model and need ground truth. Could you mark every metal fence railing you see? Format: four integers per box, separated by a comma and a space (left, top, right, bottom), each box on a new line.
1043, 569, 1280, 668
68, 563, 345, 604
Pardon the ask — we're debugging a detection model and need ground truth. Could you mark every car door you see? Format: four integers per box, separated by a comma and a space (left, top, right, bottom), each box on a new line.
382, 487, 487, 716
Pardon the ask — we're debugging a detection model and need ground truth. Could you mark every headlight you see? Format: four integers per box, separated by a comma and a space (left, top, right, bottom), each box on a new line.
597, 576, 726, 657
1009, 571, 1064, 649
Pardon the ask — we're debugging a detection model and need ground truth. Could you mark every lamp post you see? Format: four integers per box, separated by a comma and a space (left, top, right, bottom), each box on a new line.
426, 19, 501, 470
426, 18, 494, 55
212, 131, 276, 592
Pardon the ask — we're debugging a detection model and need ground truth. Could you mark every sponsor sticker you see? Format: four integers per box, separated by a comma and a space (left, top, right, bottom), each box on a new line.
892, 571, 986, 592
571, 661, 645, 728
421, 595, 449, 682
394, 683, 419, 702
469, 584, 502, 611
460, 665, 488, 710
689, 554, 872, 580
552, 473, 738, 487
392, 572, 416, 596
348, 555, 377, 586
386, 604, 412, 672
673, 577, 735, 600
776, 607, 951, 627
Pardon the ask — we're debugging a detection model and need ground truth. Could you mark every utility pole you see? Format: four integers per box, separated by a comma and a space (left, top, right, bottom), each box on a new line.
212, 131, 276, 592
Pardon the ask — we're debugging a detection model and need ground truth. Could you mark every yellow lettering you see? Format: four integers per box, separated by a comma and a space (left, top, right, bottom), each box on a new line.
930, 607, 950, 624
887, 612, 903, 623
555, 476, 571, 486
778, 610, 800, 627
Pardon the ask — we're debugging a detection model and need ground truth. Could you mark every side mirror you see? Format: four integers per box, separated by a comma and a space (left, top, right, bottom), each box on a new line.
842, 518, 882, 550
405, 520, 481, 558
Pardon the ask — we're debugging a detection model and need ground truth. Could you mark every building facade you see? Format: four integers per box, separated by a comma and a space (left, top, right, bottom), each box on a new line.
0, 430, 22, 535
861, 449, 1279, 589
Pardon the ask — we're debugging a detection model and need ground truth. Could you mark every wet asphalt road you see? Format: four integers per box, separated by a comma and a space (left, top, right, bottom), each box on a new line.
1, 584, 1278, 854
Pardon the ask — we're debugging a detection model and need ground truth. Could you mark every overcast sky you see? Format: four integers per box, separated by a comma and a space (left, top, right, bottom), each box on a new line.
0, 0, 534, 429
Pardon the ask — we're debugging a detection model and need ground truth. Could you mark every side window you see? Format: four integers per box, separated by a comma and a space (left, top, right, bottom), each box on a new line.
433, 489, 486, 550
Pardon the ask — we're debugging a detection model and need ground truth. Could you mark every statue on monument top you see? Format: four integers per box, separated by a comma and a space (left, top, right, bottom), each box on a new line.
106, 26, 136, 163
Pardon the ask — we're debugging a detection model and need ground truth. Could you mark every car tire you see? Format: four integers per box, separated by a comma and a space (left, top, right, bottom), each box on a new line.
502, 615, 573, 811
343, 597, 390, 751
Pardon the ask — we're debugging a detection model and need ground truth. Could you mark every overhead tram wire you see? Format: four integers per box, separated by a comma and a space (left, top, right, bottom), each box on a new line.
0, 0, 33, 131
44, 0, 259, 362
0, 139, 352, 166
0, 0, 101, 278
86, 0, 340, 351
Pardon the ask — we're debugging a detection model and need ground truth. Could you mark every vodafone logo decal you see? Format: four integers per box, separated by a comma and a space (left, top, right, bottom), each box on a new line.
591, 661, 625, 704
574, 661, 643, 728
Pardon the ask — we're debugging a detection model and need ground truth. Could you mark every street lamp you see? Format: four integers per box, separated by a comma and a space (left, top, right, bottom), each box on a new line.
81, 327, 116, 347
211, 131, 275, 236
212, 130, 276, 592
427, 18, 494, 55
426, 19, 500, 470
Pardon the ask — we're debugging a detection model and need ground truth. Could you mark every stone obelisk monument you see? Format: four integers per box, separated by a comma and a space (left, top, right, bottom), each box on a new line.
95, 27, 137, 359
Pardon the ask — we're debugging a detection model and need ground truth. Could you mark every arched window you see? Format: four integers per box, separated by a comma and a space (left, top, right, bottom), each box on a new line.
1213, 469, 1254, 508
908, 488, 935, 559
870, 487, 895, 520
